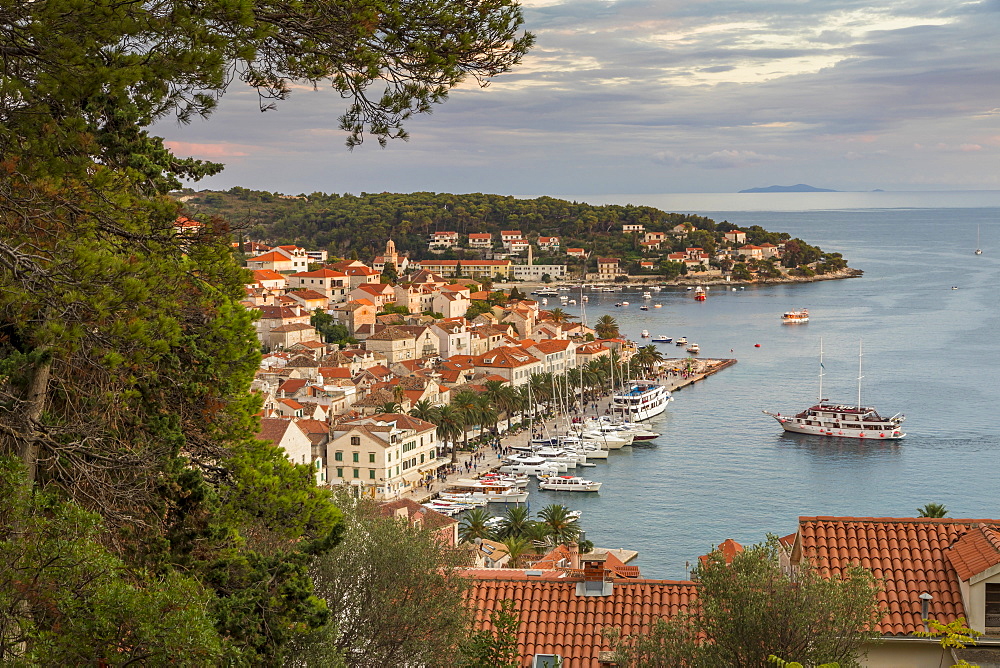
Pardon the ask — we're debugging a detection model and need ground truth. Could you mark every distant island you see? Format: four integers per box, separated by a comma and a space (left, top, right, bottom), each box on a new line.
739, 184, 838, 193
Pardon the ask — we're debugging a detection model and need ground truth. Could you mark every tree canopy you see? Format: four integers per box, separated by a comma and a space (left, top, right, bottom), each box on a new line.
1, 0, 532, 661
608, 538, 882, 668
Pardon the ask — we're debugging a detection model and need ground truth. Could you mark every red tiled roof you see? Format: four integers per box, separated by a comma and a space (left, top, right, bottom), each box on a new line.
698, 538, 744, 567
467, 576, 698, 667
793, 516, 1000, 636
946, 524, 1000, 580
292, 268, 347, 278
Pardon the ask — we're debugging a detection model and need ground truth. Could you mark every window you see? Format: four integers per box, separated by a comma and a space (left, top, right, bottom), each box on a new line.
350, 436, 360, 445
369, 470, 375, 479
987, 584, 1000, 627
336, 467, 343, 478
368, 453, 375, 463
334, 451, 343, 462
352, 452, 359, 463
353, 468, 360, 478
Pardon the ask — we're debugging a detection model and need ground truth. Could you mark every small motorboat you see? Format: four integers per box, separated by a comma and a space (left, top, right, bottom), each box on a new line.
686, 343, 700, 354
621, 301, 630, 306
641, 330, 650, 338
642, 291, 652, 299
675, 337, 688, 346
640, 305, 649, 311
569, 299, 577, 305
754, 343, 762, 348
582, 295, 589, 302
652, 335, 671, 343
538, 475, 602, 492
654, 304, 662, 308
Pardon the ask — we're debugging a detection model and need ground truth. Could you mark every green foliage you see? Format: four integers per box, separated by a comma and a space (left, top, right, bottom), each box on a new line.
0, 457, 222, 665
917, 503, 949, 518
289, 493, 472, 667
914, 617, 981, 667
461, 600, 521, 668
608, 538, 882, 668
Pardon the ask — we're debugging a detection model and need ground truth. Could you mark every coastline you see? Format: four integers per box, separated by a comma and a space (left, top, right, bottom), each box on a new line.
499, 266, 862, 291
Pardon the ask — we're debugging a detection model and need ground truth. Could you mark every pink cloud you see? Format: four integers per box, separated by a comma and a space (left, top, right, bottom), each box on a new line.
164, 141, 251, 158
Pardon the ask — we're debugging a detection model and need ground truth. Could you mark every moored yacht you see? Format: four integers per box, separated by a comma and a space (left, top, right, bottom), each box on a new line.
445, 479, 530, 502
538, 475, 602, 492
611, 381, 672, 421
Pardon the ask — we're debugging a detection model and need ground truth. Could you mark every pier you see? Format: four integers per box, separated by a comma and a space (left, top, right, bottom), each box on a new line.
400, 358, 737, 506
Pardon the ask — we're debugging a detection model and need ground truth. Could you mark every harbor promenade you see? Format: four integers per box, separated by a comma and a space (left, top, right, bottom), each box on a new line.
400, 357, 736, 505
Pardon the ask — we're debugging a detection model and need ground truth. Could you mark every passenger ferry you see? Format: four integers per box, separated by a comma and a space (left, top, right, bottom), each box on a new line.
762, 404, 905, 439
781, 308, 809, 323
611, 381, 672, 421
763, 340, 905, 440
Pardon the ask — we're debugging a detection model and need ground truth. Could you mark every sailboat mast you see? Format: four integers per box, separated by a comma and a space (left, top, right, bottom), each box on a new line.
818, 338, 825, 402
857, 339, 864, 408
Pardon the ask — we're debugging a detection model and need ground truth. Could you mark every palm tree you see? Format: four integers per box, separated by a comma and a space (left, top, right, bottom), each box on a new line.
408, 399, 438, 423
458, 508, 495, 544
595, 315, 620, 339
634, 344, 664, 375
501, 536, 532, 568
475, 394, 499, 441
537, 504, 582, 545
434, 404, 465, 464
545, 308, 577, 324
378, 401, 402, 414
451, 390, 481, 450
522, 520, 554, 555
497, 505, 532, 540
917, 503, 949, 518
483, 379, 517, 432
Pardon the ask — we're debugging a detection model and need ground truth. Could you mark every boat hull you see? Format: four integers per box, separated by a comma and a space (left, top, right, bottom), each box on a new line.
767, 414, 904, 440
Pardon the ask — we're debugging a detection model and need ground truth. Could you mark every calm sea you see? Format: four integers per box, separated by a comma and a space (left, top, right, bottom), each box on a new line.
528, 192, 1000, 579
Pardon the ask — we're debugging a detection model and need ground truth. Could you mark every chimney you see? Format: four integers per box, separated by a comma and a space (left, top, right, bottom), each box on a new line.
568, 541, 580, 570
919, 592, 933, 631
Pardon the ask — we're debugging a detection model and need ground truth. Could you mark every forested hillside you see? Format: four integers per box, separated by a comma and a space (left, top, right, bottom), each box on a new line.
179, 188, 724, 260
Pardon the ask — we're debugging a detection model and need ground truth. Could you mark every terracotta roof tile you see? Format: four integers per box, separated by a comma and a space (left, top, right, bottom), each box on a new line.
795, 516, 1000, 636
947, 524, 1000, 580
467, 576, 698, 667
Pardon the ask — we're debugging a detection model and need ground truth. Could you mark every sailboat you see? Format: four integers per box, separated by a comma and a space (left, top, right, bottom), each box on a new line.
975, 225, 983, 255
762, 339, 906, 439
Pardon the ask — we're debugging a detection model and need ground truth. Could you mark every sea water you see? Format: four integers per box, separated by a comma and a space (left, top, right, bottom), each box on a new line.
529, 194, 1000, 579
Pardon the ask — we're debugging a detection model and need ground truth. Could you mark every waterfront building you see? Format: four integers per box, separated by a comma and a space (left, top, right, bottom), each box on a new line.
328, 413, 442, 499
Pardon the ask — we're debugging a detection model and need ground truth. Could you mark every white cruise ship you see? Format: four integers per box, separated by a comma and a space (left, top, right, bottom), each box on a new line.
611, 381, 672, 421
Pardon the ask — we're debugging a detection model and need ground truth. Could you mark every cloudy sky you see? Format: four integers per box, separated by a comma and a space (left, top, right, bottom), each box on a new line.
160, 0, 1000, 197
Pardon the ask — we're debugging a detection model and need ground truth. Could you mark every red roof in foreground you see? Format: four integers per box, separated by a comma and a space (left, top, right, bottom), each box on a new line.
793, 516, 1000, 636
468, 576, 698, 667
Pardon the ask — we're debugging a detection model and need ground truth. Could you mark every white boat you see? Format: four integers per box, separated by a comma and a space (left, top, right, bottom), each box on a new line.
611, 381, 672, 421
582, 295, 589, 302
422, 503, 461, 516
686, 343, 700, 354
641, 330, 650, 338
479, 473, 530, 488
538, 475, 602, 492
621, 301, 630, 306
694, 286, 706, 301
976, 225, 983, 255
652, 335, 671, 343
499, 461, 563, 476
569, 299, 577, 305
578, 430, 632, 449
654, 304, 662, 308
675, 337, 688, 346
642, 291, 652, 299
782, 308, 809, 324
541, 298, 548, 305
584, 419, 659, 442
446, 479, 530, 502
763, 340, 905, 440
